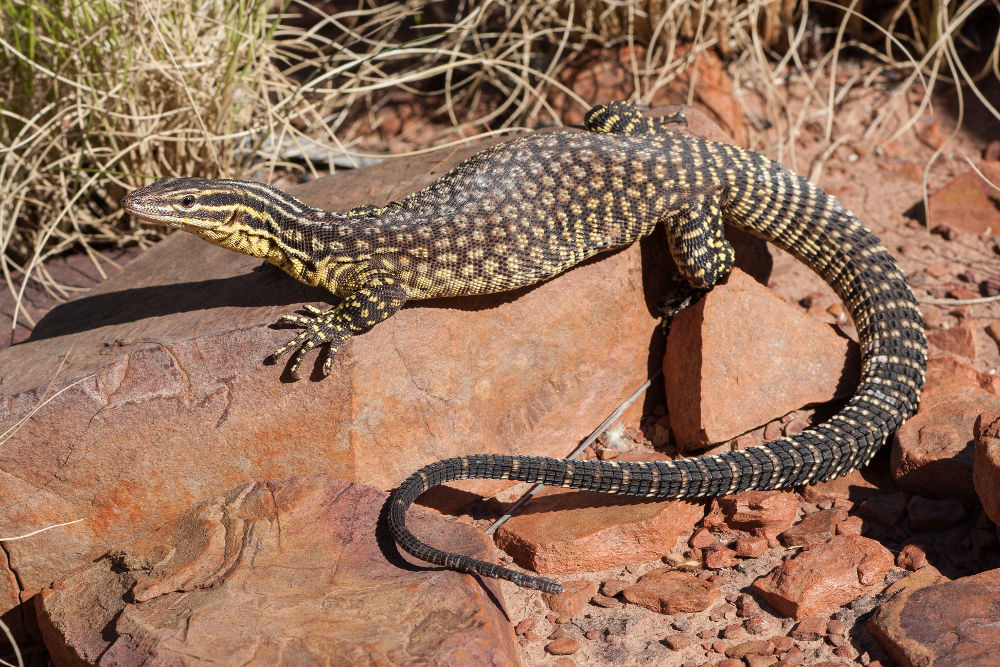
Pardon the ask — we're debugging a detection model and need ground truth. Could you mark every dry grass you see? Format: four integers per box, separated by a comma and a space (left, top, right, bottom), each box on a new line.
0, 0, 307, 329
0, 0, 997, 338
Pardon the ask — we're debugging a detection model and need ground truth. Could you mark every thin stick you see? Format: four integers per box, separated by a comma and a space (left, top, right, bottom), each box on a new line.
485, 371, 660, 535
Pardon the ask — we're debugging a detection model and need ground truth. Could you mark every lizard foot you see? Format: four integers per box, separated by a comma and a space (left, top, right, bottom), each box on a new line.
271, 306, 346, 379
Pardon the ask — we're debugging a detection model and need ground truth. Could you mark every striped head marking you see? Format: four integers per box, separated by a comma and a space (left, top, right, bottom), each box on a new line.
121, 177, 308, 258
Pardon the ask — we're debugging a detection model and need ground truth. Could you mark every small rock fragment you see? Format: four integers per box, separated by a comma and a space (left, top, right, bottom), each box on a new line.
790, 616, 827, 640
599, 578, 629, 598
622, 568, 721, 615
836, 515, 864, 536
778, 508, 846, 548
906, 495, 965, 532
928, 320, 977, 359
544, 580, 597, 618
690, 526, 720, 548
734, 535, 769, 557
751, 535, 894, 618
590, 593, 620, 608
704, 489, 799, 541
726, 639, 771, 658
985, 321, 1000, 348
897, 543, 929, 571
927, 161, 1000, 235
770, 636, 795, 652
515, 618, 536, 636
704, 545, 740, 569
857, 492, 908, 527
545, 636, 580, 655
663, 633, 692, 650
833, 644, 854, 659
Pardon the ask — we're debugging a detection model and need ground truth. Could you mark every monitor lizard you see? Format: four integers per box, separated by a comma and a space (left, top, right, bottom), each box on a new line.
121, 102, 927, 594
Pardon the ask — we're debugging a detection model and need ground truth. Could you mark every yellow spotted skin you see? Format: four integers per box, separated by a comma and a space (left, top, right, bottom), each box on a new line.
122, 102, 927, 594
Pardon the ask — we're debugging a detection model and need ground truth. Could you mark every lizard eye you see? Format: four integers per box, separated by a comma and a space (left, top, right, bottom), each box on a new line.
180, 195, 196, 209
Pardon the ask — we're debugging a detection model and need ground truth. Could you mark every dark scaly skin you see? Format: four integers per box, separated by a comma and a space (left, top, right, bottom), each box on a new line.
121, 103, 927, 594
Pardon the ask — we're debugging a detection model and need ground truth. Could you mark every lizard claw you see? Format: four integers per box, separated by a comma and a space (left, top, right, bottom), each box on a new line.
269, 307, 345, 379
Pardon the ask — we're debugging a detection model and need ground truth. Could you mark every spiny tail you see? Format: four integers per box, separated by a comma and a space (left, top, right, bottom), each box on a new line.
389, 454, 697, 594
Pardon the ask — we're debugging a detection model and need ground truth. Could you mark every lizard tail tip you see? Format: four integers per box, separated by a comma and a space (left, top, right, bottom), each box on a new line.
542, 581, 565, 595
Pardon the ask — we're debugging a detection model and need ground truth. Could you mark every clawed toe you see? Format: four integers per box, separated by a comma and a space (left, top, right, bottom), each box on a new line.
268, 308, 345, 379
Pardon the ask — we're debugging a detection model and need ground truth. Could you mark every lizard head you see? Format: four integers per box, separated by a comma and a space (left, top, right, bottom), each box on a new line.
121, 177, 308, 258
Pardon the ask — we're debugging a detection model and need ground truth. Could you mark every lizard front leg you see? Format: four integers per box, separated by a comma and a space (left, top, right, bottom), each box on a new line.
271, 270, 408, 379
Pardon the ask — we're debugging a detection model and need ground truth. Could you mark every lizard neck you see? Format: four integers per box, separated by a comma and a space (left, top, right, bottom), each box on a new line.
244, 205, 382, 292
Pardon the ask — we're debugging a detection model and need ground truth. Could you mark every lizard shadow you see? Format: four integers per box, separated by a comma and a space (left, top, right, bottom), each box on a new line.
25, 229, 674, 344
24, 262, 543, 343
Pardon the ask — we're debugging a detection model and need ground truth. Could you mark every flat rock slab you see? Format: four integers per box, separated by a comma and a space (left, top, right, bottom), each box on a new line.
35, 475, 520, 666
751, 534, 894, 619
493, 486, 704, 574
868, 567, 1000, 667
665, 268, 859, 449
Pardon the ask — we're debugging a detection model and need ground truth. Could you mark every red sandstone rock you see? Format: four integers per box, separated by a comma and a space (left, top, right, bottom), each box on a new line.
751, 535, 894, 618
778, 508, 847, 548
703, 490, 800, 541
800, 467, 884, 505
927, 356, 1000, 397
986, 321, 1000, 347
857, 491, 909, 527
665, 268, 860, 449
704, 545, 740, 569
0, 249, 142, 349
897, 543, 929, 571
892, 360, 1000, 502
733, 536, 769, 557
543, 580, 596, 618
622, 568, 721, 615
927, 319, 978, 359
927, 161, 1000, 235
836, 515, 864, 536
599, 578, 629, 598
663, 633, 692, 650
690, 526, 720, 549
789, 615, 826, 640
905, 495, 965, 532
974, 414, 1000, 530
493, 486, 704, 575
544, 637, 580, 655
869, 567, 1000, 666
34, 476, 518, 665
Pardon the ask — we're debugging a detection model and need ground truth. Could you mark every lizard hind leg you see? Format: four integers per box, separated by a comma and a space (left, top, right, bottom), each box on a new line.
662, 194, 735, 290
